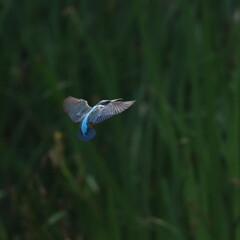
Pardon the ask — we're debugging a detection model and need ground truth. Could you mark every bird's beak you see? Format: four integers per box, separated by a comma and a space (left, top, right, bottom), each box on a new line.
112, 98, 123, 102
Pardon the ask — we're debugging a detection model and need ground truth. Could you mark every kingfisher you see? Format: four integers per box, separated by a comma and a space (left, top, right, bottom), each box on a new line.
63, 96, 135, 141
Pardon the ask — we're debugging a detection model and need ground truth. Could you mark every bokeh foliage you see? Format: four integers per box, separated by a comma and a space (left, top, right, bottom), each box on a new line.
0, 0, 240, 239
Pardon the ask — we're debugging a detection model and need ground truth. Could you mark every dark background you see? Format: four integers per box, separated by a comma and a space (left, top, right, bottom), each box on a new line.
0, 1, 240, 240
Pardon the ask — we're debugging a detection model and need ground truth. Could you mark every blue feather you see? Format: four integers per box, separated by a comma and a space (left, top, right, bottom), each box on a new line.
81, 106, 97, 135
77, 127, 96, 141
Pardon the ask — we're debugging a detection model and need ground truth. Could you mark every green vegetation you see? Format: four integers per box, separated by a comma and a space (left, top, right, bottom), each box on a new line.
0, 1, 239, 239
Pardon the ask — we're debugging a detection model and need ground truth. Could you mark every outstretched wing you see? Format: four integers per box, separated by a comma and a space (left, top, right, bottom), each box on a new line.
89, 100, 135, 124
63, 96, 91, 122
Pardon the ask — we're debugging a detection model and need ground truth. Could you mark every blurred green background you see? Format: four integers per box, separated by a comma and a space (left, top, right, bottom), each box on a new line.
0, 0, 240, 240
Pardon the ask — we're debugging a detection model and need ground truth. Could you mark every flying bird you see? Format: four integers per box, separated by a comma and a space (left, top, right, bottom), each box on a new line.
63, 96, 135, 141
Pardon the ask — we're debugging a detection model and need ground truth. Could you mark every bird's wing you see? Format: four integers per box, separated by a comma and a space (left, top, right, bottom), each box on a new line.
63, 96, 91, 122
89, 100, 135, 124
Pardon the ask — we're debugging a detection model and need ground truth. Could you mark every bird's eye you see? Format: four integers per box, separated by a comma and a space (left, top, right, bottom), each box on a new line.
102, 100, 110, 105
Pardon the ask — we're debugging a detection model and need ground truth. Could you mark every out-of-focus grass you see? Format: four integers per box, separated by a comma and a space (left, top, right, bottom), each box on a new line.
0, 1, 239, 240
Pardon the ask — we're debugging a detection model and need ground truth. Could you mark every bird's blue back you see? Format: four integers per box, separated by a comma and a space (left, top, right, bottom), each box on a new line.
81, 105, 97, 135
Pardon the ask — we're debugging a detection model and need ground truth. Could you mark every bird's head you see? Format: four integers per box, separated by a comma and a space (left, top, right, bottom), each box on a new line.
96, 100, 110, 106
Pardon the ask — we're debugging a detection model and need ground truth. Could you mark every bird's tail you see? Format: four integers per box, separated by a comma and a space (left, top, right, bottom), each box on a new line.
77, 127, 96, 141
